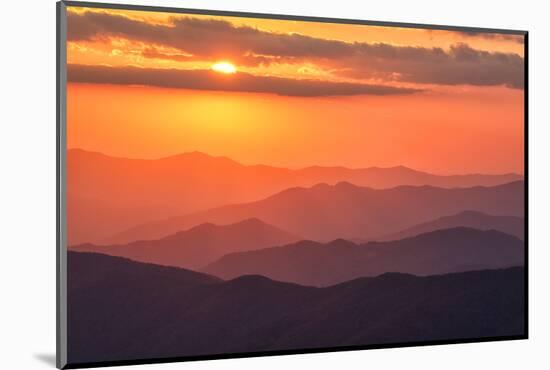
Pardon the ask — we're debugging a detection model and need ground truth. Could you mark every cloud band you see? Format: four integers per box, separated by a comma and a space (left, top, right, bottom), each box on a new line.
67, 64, 421, 97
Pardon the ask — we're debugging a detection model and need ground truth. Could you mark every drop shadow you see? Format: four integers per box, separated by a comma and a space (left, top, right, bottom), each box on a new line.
34, 353, 56, 367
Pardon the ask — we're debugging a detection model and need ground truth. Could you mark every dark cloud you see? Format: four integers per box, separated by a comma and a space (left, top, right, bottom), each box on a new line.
68, 10, 167, 42
455, 31, 525, 44
335, 43, 524, 88
67, 64, 421, 97
67, 11, 525, 89
67, 11, 354, 60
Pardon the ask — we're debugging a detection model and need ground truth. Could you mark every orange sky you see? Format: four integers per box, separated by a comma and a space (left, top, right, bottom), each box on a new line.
65, 6, 525, 175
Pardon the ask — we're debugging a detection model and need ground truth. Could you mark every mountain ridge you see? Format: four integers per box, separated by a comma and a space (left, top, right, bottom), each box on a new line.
379, 210, 524, 241
71, 218, 300, 270
202, 227, 524, 286
108, 180, 524, 244
68, 148, 523, 244
68, 250, 525, 364
68, 149, 523, 176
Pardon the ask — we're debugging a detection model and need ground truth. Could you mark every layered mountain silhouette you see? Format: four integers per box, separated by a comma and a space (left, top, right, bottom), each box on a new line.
68, 149, 522, 244
380, 210, 525, 241
71, 218, 299, 270
202, 228, 524, 286
109, 181, 525, 244
68, 251, 525, 364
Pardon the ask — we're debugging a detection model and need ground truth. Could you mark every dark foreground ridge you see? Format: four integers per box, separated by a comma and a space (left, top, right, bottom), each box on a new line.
68, 252, 525, 365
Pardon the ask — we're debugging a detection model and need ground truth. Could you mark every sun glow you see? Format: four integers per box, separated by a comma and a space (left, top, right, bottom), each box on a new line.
211, 61, 237, 74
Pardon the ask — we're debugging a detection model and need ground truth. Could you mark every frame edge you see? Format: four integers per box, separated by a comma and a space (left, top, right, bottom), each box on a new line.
523, 30, 529, 339
62, 0, 527, 35
57, 1, 68, 369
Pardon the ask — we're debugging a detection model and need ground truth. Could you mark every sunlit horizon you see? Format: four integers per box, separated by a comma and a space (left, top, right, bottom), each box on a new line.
66, 6, 525, 175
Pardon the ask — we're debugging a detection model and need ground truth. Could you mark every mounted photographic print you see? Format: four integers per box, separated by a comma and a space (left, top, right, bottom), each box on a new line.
56, 1, 528, 368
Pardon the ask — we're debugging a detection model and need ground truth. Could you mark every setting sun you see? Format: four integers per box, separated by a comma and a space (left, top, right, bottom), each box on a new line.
211, 61, 237, 74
